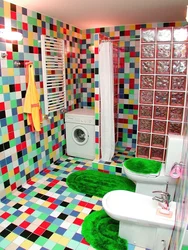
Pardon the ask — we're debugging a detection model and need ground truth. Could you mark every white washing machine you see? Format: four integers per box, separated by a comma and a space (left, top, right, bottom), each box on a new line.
65, 108, 95, 160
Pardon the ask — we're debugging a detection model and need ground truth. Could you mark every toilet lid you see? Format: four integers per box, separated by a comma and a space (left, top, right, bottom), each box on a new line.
124, 158, 162, 175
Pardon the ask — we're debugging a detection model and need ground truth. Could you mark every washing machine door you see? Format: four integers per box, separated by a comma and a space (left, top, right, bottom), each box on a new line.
72, 126, 89, 145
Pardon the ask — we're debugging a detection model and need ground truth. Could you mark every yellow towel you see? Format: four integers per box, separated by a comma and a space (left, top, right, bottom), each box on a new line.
24, 63, 42, 132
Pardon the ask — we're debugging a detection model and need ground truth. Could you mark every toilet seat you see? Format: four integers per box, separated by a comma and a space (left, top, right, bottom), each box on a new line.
124, 167, 160, 178
102, 190, 175, 229
123, 164, 174, 184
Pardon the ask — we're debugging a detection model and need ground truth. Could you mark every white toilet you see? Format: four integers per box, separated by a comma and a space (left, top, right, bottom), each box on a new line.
123, 135, 184, 198
102, 190, 176, 250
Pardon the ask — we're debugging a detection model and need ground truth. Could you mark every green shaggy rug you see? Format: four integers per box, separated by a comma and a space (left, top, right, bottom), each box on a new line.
124, 157, 162, 174
66, 169, 136, 197
82, 209, 128, 250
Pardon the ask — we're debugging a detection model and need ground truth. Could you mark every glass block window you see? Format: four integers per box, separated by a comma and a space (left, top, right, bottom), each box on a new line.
137, 27, 188, 162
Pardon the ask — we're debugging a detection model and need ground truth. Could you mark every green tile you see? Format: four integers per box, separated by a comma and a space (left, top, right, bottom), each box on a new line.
7, 214, 17, 223
182, 246, 188, 250
28, 16, 37, 25
67, 203, 76, 210
35, 236, 48, 246
52, 243, 65, 250
48, 224, 59, 233
38, 213, 48, 220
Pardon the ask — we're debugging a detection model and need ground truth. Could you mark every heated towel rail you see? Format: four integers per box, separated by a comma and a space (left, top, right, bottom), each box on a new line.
41, 35, 66, 115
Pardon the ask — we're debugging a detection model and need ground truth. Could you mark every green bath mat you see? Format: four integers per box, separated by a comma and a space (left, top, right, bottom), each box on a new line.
82, 209, 128, 250
124, 157, 162, 174
66, 169, 136, 197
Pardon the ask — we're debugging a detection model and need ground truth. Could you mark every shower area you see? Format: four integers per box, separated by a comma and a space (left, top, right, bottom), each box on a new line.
92, 26, 187, 164
92, 33, 139, 163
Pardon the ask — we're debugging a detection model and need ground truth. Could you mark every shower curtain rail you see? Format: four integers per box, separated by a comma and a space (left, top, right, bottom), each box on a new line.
101, 38, 140, 43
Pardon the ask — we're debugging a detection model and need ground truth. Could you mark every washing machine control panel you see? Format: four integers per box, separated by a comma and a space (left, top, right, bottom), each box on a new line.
65, 115, 95, 125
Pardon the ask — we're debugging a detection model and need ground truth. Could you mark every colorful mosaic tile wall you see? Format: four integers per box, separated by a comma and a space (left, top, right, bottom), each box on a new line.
0, 1, 82, 197
82, 22, 187, 160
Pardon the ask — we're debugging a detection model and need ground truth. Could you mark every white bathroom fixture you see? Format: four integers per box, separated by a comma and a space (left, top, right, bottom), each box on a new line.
123, 135, 183, 198
102, 190, 176, 250
65, 108, 95, 160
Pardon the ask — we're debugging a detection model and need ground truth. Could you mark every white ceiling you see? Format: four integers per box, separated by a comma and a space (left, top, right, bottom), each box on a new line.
4, 0, 188, 29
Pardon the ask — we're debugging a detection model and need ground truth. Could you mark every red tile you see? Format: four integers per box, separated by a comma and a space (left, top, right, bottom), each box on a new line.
1, 212, 11, 219
49, 204, 58, 210
22, 22, 28, 30
11, 183, 16, 191
34, 227, 46, 236
8, 131, 15, 140
47, 197, 56, 202
73, 218, 83, 226
0, 102, 5, 111
25, 208, 35, 215
81, 238, 90, 245
19, 193, 27, 198
1, 166, 8, 174
78, 201, 87, 207
40, 221, 50, 229
85, 203, 95, 209
20, 221, 30, 229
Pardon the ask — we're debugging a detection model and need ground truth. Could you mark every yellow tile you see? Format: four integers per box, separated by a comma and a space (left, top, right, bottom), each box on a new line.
2, 134, 9, 142
19, 127, 25, 136
119, 41, 125, 47
9, 169, 14, 178
130, 73, 135, 79
50, 233, 62, 242
129, 24, 136, 30
74, 205, 83, 212
109, 32, 115, 37
8, 68, 14, 75
3, 85, 9, 93
3, 1, 11, 17
124, 89, 129, 94
77, 213, 87, 220
5, 187, 11, 195
146, 24, 153, 28
6, 232, 17, 241
21, 240, 33, 248
135, 58, 140, 63
175, 22, 182, 27
128, 99, 134, 104
19, 213, 29, 220
27, 146, 32, 153
17, 106, 23, 115
37, 20, 42, 27
58, 236, 70, 246
93, 205, 102, 210
19, 199, 27, 205
28, 32, 34, 46
98, 165, 104, 170
41, 201, 51, 208
25, 167, 30, 175
128, 114, 134, 119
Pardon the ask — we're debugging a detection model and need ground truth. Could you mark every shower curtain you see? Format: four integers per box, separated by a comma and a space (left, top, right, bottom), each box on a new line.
99, 41, 115, 161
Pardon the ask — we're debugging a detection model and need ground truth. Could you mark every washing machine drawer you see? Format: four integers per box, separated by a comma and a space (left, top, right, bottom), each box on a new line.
66, 123, 95, 160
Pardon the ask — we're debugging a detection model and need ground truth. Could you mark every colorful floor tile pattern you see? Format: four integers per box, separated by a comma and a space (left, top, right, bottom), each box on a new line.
0, 155, 147, 250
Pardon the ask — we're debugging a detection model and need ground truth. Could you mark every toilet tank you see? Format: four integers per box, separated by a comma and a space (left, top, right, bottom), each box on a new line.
165, 135, 183, 175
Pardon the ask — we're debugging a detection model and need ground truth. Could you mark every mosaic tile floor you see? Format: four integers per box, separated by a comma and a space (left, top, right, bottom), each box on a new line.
112, 147, 136, 164
0, 155, 147, 250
